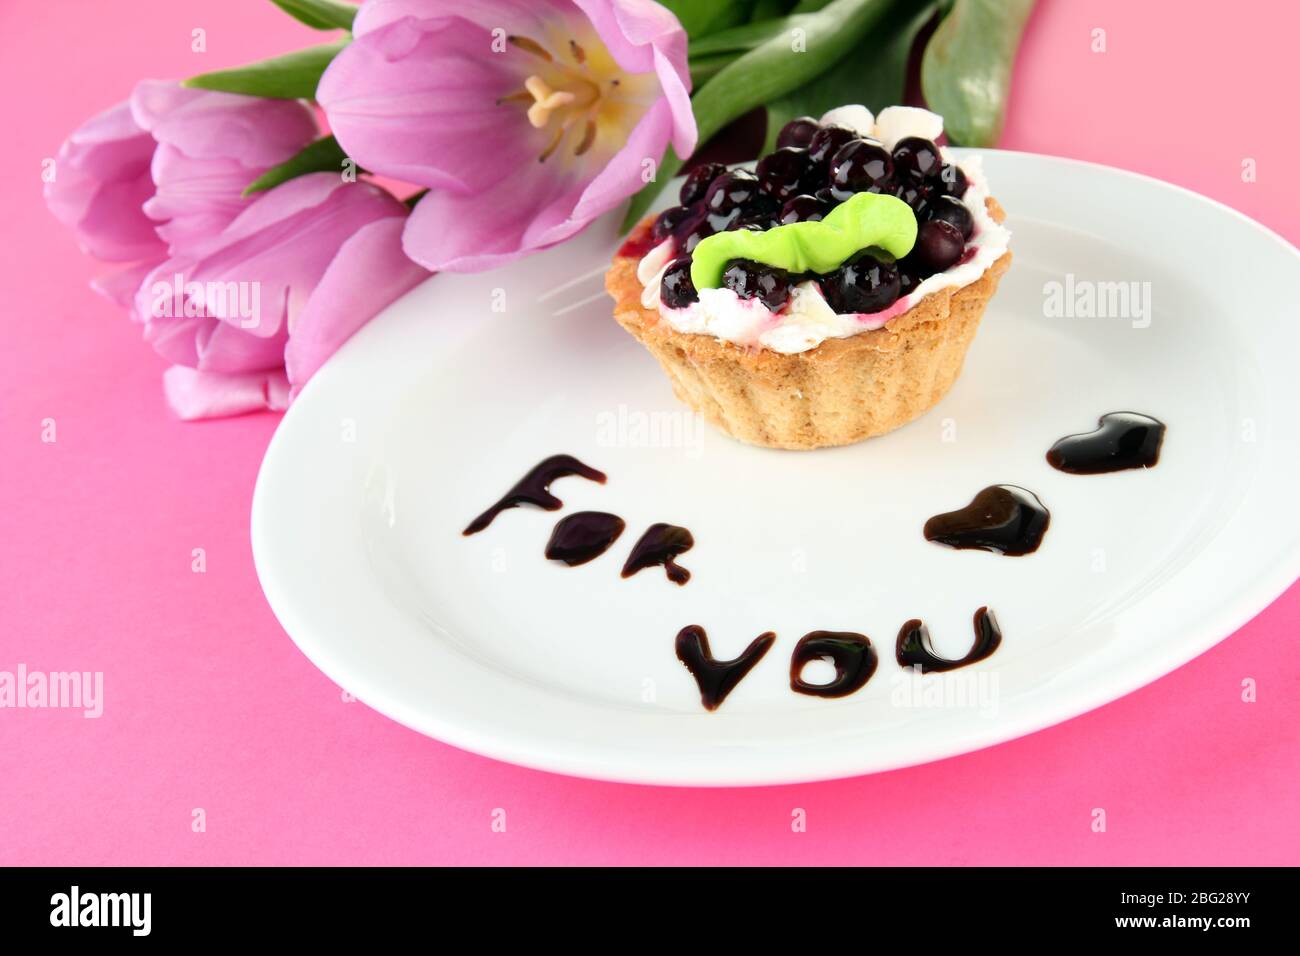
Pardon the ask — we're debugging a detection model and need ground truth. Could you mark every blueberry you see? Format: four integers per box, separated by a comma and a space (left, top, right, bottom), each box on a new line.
679, 162, 728, 206
898, 265, 922, 298
704, 169, 760, 214
776, 116, 820, 150
744, 191, 780, 219
807, 125, 857, 167
661, 257, 698, 308
706, 207, 744, 233
913, 219, 965, 272
735, 212, 780, 231
932, 162, 968, 198
673, 209, 715, 254
820, 248, 901, 314
722, 259, 792, 311
829, 139, 894, 194
652, 204, 695, 243
756, 147, 816, 202
780, 194, 830, 224
893, 180, 935, 219
928, 195, 974, 240
892, 137, 942, 182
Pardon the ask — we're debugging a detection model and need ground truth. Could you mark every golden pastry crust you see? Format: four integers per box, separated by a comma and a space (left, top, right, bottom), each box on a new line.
606, 198, 1012, 449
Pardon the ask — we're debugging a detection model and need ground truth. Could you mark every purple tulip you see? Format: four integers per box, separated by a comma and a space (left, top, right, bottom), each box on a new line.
43, 99, 168, 266
131, 80, 319, 252
45, 81, 427, 419
138, 174, 427, 419
45, 82, 317, 290
317, 0, 696, 272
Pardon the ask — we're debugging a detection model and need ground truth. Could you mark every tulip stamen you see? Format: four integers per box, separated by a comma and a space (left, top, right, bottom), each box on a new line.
524, 75, 578, 128
573, 120, 597, 157
495, 90, 534, 106
507, 35, 553, 61
538, 124, 566, 163
502, 32, 639, 162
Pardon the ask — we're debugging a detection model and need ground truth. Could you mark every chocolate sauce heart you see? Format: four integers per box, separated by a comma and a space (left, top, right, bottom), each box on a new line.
1047, 412, 1165, 474
924, 485, 1050, 556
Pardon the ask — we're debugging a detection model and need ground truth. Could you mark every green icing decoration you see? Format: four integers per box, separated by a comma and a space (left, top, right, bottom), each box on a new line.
689, 192, 918, 290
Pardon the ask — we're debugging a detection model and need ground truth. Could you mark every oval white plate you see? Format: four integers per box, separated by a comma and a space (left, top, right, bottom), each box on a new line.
252, 151, 1300, 786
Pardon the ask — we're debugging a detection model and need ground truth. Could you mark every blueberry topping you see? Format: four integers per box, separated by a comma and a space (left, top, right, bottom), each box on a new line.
928, 194, 974, 240
776, 116, 821, 150
674, 210, 715, 254
807, 125, 857, 167
893, 180, 935, 219
666, 136, 977, 319
743, 191, 780, 219
897, 264, 922, 297
829, 139, 895, 194
780, 193, 830, 224
820, 248, 901, 315
892, 136, 942, 182
735, 211, 781, 231
679, 162, 728, 206
704, 169, 760, 214
661, 257, 698, 308
912, 219, 965, 273
706, 207, 745, 233
756, 147, 816, 202
722, 259, 793, 311
652, 204, 695, 243
932, 162, 969, 198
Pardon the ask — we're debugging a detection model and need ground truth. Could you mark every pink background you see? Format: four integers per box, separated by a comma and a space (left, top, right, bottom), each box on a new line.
3, 0, 1299, 865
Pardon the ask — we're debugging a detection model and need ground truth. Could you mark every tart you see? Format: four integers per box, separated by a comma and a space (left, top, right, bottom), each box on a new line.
605, 105, 1012, 450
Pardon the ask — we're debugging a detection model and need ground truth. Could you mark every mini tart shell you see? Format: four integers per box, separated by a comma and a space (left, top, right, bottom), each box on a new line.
606, 198, 1012, 450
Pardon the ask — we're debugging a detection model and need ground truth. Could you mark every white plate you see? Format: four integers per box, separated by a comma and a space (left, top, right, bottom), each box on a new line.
252, 151, 1300, 786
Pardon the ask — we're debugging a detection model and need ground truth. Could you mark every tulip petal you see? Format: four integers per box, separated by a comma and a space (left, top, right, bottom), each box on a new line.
285, 216, 428, 392
130, 79, 317, 168
162, 365, 291, 420
401, 148, 590, 272
145, 144, 263, 249
402, 92, 678, 272
318, 15, 544, 193
144, 307, 290, 374
568, 96, 676, 225
352, 0, 571, 37
139, 174, 413, 380
44, 101, 166, 262
91, 261, 158, 310
574, 0, 695, 156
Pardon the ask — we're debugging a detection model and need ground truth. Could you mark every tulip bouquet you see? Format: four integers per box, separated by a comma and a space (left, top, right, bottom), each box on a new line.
46, 0, 1033, 419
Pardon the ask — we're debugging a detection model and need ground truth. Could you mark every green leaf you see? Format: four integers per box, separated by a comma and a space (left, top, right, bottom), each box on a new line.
762, 0, 937, 154
268, 0, 357, 30
183, 39, 348, 100
658, 1, 757, 39
921, 0, 1036, 145
750, 0, 799, 21
623, 0, 902, 230
688, 53, 735, 87
242, 135, 355, 195
688, 14, 814, 58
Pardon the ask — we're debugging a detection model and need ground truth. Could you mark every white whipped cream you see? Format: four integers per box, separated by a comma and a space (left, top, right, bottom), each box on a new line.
636, 106, 1011, 355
